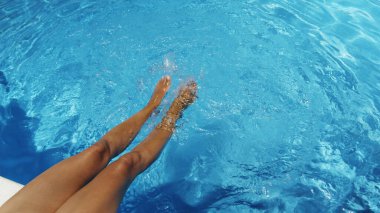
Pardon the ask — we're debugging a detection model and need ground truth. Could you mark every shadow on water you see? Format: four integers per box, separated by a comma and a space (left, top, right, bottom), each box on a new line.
0, 71, 10, 93
0, 71, 61, 184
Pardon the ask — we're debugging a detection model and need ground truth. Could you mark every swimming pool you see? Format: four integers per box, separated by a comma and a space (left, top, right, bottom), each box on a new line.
1, 0, 379, 212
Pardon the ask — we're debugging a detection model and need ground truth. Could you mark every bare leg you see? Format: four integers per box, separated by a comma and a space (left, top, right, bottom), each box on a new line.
0, 76, 171, 213
57, 81, 197, 213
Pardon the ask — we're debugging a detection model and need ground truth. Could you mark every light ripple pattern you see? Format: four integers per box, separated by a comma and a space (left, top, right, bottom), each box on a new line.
0, 0, 380, 212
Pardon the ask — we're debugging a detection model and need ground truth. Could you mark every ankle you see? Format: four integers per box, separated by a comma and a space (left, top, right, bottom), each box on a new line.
143, 103, 156, 114
157, 113, 177, 132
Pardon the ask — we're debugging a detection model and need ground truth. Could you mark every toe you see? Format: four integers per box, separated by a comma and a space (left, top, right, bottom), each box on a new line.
163, 76, 171, 90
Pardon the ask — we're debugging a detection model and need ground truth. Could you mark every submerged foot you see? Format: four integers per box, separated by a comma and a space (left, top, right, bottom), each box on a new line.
171, 80, 197, 112
147, 76, 171, 109
157, 80, 197, 132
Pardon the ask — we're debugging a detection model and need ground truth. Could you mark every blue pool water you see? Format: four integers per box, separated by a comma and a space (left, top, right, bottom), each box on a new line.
1, 0, 380, 212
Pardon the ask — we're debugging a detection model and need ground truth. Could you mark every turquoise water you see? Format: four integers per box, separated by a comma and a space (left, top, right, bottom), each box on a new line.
1, 0, 380, 212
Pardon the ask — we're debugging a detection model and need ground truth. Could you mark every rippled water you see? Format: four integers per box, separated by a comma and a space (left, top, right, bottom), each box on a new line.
1, 0, 380, 212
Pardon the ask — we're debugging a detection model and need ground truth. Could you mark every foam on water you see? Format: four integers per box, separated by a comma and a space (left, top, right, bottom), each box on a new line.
1, 0, 380, 212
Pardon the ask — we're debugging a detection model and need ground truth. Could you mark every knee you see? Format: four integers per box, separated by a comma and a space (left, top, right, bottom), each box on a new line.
113, 151, 144, 175
87, 139, 112, 162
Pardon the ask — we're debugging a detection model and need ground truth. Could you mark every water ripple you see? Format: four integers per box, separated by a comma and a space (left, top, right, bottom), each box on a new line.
1, 0, 380, 212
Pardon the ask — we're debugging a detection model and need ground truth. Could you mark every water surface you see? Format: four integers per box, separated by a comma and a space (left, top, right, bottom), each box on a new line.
1, 0, 380, 212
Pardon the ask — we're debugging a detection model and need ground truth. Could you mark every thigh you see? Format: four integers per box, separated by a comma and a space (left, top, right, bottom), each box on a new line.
0, 141, 110, 213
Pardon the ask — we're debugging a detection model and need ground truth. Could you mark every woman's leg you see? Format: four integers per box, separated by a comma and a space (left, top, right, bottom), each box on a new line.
0, 76, 171, 213
57, 81, 197, 213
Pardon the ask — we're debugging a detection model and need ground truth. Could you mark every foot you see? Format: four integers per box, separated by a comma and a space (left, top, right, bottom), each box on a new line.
157, 80, 197, 132
170, 80, 197, 113
147, 76, 171, 110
